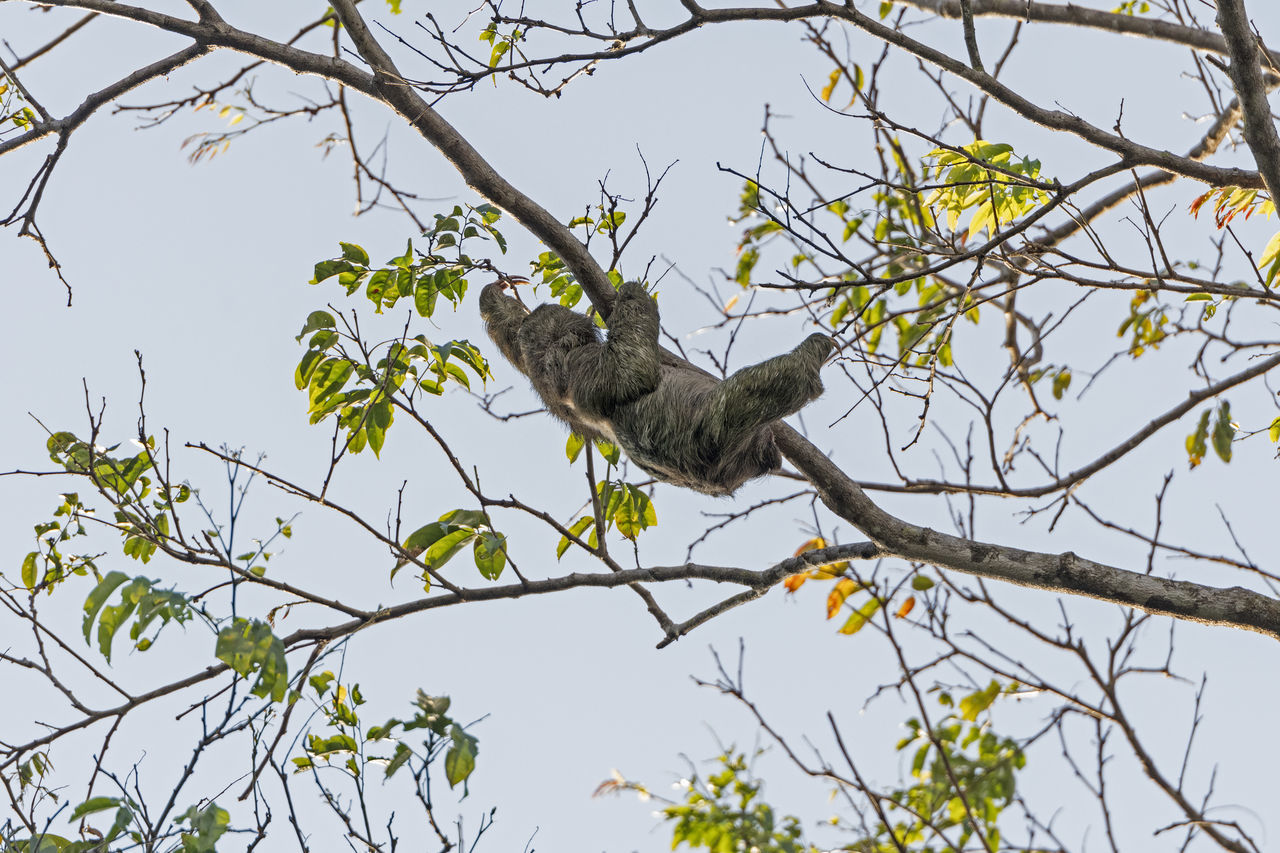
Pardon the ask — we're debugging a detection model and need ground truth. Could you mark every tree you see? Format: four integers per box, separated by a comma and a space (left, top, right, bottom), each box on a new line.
0, 0, 1277, 850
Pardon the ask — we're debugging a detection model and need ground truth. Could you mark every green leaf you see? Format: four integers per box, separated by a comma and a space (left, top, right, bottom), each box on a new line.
385, 742, 413, 777
959, 680, 1002, 721
366, 398, 394, 458
308, 357, 354, 410
21, 551, 38, 590
83, 571, 131, 646
439, 509, 487, 527
566, 432, 586, 462
1211, 401, 1233, 462
612, 485, 656, 540
735, 247, 759, 287
70, 796, 122, 820
95, 577, 154, 660
488, 39, 510, 67
400, 521, 447, 560
216, 618, 289, 702
557, 516, 594, 559
339, 241, 370, 266
295, 310, 336, 342
178, 803, 230, 853
414, 275, 439, 317
444, 725, 479, 789
309, 670, 336, 696
1186, 408, 1210, 468
595, 440, 621, 466
596, 210, 626, 232
308, 733, 360, 756
106, 805, 134, 844
837, 597, 882, 635
425, 528, 475, 569
443, 362, 471, 389
312, 258, 355, 283
400, 518, 484, 576
365, 268, 392, 310
1051, 369, 1072, 400
295, 349, 325, 390
473, 532, 507, 580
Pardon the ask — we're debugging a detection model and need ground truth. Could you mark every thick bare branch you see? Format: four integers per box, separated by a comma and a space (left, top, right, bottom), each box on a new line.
904, 0, 1280, 70
1215, 0, 1280, 200
772, 423, 1280, 641
486, 0, 1266, 187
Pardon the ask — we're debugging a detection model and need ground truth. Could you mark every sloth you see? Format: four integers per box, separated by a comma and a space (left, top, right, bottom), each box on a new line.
479, 280, 833, 496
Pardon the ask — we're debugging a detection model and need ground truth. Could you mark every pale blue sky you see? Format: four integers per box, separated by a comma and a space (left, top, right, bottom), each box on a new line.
2, 2, 1279, 850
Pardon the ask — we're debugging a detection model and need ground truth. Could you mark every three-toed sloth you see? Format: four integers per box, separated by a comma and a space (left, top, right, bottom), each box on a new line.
479, 281, 833, 496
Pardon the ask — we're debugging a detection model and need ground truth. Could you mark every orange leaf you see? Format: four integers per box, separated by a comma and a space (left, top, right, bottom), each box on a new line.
826, 578, 859, 619
1188, 191, 1211, 217
793, 537, 826, 557
895, 596, 916, 618
783, 573, 808, 593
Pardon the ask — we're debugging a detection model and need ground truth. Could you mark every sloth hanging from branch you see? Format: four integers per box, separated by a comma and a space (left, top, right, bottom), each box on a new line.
479, 279, 834, 496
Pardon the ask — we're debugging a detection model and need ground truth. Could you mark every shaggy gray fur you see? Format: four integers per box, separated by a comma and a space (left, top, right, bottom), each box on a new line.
479, 281, 832, 496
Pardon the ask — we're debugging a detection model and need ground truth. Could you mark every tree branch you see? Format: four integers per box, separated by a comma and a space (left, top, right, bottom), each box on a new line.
328, 0, 619, 310
10, 0, 1280, 647
1214, 0, 1280, 200
903, 0, 1280, 71
771, 423, 1280, 641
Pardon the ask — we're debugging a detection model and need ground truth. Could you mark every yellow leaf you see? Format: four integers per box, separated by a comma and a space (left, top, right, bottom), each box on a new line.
793, 537, 826, 556
969, 201, 994, 236
820, 68, 841, 103
838, 611, 866, 634
1258, 230, 1280, 286
826, 578, 859, 619
724, 294, 739, 312
837, 598, 882, 634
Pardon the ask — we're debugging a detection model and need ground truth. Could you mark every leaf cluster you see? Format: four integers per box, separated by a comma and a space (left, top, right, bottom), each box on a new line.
923, 141, 1051, 238
559, 480, 656, 557
0, 73, 36, 131
877, 684, 1025, 852
397, 509, 507, 584
1185, 400, 1235, 468
295, 675, 480, 792
215, 617, 289, 701
662, 751, 811, 853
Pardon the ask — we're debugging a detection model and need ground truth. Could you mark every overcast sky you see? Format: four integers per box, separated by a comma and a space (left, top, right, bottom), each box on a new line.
3, 1, 1279, 850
